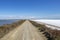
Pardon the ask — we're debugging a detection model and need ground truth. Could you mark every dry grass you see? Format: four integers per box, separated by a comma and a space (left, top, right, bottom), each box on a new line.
29, 20, 60, 40
0, 20, 25, 38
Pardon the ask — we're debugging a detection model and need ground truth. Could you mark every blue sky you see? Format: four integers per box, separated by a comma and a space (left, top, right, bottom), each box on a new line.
0, 0, 60, 19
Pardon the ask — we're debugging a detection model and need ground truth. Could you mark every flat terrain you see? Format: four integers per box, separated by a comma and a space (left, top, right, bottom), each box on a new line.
0, 20, 47, 40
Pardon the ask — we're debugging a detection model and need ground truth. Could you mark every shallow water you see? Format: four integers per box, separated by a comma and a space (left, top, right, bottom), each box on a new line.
0, 19, 19, 26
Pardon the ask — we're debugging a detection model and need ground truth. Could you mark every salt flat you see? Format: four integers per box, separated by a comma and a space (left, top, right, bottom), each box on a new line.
33, 20, 60, 30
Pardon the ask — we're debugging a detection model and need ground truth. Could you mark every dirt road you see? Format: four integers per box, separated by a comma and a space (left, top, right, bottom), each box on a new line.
0, 20, 47, 40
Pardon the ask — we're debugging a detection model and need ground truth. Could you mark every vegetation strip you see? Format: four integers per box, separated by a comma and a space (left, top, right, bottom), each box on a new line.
29, 20, 60, 40
0, 20, 25, 38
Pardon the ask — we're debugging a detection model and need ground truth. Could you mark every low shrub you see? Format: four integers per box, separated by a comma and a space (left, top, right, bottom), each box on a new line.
29, 20, 60, 40
0, 20, 25, 38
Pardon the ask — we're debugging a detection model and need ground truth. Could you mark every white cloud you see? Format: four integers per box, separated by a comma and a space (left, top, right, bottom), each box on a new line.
0, 15, 37, 19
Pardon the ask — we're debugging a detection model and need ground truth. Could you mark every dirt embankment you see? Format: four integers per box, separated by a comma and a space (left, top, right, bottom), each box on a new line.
0, 20, 47, 40
29, 20, 60, 40
0, 20, 25, 38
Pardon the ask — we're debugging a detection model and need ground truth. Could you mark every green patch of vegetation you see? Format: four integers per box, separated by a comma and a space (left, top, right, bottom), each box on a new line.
0, 20, 25, 38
